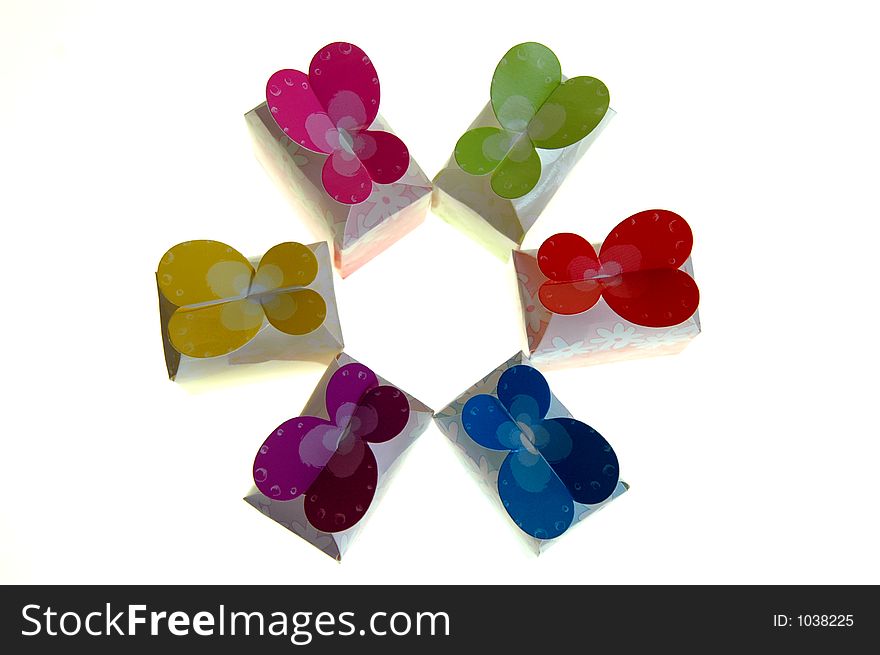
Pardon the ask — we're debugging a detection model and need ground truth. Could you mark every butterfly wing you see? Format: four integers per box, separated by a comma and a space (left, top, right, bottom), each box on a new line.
266, 70, 335, 154
321, 150, 373, 204
157, 240, 253, 307
305, 434, 378, 533
355, 129, 410, 185
496, 365, 551, 423
304, 368, 408, 532
537, 233, 603, 315
489, 137, 541, 199
462, 394, 523, 451
255, 242, 319, 287
351, 386, 410, 444
537, 417, 619, 505
600, 209, 693, 273
602, 269, 700, 328
497, 449, 574, 540
490, 42, 562, 134
253, 416, 335, 501
324, 363, 380, 424
599, 210, 700, 327
454, 125, 543, 199
528, 76, 609, 150
309, 42, 380, 132
255, 242, 327, 335
157, 241, 263, 358
260, 290, 326, 336
165, 301, 264, 358
454, 126, 509, 176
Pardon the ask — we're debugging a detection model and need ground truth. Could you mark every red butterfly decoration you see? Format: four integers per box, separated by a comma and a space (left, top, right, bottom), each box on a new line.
537, 209, 700, 328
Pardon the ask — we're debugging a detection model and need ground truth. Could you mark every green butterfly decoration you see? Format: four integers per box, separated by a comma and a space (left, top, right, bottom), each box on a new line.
454, 42, 610, 200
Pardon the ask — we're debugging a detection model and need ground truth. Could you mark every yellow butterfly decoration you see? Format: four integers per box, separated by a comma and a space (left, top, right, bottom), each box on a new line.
156, 241, 327, 358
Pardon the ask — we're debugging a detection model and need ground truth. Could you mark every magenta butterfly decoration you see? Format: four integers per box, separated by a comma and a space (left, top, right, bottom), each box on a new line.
266, 42, 410, 205
252, 363, 410, 533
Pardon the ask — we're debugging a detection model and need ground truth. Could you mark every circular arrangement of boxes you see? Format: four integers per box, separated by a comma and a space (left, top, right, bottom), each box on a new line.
155, 41, 701, 560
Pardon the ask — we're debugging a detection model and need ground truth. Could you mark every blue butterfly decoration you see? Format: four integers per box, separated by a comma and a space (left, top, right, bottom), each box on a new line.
462, 365, 619, 539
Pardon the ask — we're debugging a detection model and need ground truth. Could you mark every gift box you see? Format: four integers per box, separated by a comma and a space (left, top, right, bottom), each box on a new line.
245, 353, 433, 560
156, 240, 343, 382
433, 42, 614, 260
435, 353, 627, 553
245, 42, 432, 277
514, 209, 701, 369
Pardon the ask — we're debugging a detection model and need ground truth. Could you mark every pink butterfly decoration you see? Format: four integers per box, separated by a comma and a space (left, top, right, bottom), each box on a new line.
266, 42, 410, 205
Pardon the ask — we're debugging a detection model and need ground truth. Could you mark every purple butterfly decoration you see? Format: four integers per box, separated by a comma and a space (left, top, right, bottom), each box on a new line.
253, 363, 410, 533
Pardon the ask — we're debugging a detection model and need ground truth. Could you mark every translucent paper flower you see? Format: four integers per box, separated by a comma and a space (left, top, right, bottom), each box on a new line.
635, 324, 700, 350
266, 42, 410, 205
590, 324, 645, 351
539, 336, 596, 360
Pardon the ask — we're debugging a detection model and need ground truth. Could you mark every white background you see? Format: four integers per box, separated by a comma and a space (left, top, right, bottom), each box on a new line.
1, 0, 878, 584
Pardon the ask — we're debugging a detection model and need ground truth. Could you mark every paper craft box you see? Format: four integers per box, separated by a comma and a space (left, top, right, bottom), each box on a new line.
245, 353, 433, 560
246, 42, 432, 277
434, 353, 627, 554
433, 42, 614, 260
514, 209, 701, 369
156, 240, 343, 382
